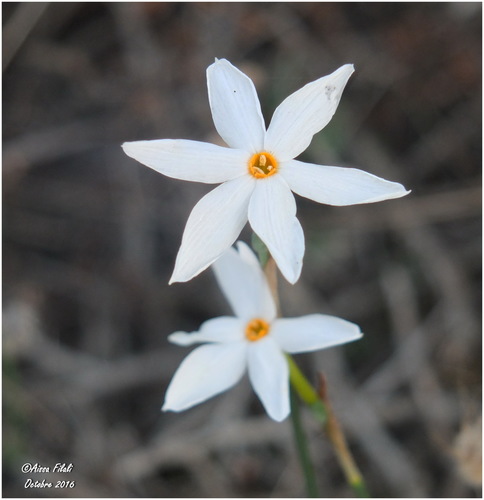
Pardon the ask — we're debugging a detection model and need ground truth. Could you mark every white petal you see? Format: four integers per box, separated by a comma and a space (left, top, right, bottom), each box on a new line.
207, 58, 266, 153
247, 337, 290, 421
281, 160, 410, 206
170, 175, 255, 284
168, 316, 245, 346
271, 314, 363, 353
248, 176, 304, 284
162, 343, 247, 412
212, 243, 277, 321
122, 139, 248, 183
265, 64, 354, 161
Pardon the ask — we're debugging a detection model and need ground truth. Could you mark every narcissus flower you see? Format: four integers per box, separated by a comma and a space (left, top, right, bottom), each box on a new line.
162, 242, 362, 422
123, 59, 409, 284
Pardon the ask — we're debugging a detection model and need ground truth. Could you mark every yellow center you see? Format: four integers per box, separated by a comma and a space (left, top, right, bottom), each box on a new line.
248, 152, 278, 179
245, 318, 271, 342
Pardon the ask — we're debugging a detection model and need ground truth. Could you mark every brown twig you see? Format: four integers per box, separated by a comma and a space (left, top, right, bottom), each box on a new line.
318, 373, 369, 497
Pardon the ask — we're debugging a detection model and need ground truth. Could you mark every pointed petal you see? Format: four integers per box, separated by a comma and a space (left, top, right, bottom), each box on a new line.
169, 316, 245, 346
212, 242, 277, 321
247, 338, 290, 422
162, 343, 247, 412
281, 159, 410, 206
272, 314, 362, 353
122, 139, 248, 183
170, 175, 255, 284
248, 176, 304, 284
265, 64, 354, 161
207, 59, 265, 153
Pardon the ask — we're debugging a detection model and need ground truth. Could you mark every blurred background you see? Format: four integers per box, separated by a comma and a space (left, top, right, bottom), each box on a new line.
3, 2, 481, 498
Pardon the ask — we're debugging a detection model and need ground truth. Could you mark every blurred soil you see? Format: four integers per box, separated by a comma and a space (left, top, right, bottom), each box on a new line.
2, 3, 482, 498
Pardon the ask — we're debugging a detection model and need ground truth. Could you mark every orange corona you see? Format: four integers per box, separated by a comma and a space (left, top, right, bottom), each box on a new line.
248, 152, 278, 179
245, 318, 271, 342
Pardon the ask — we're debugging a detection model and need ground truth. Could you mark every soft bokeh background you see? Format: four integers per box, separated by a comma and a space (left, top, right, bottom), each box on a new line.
3, 2, 481, 498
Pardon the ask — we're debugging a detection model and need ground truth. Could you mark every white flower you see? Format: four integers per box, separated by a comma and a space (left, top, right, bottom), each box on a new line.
162, 242, 362, 422
123, 59, 409, 284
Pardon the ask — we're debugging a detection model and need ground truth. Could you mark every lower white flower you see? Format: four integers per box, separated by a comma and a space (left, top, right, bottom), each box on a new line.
162, 242, 362, 422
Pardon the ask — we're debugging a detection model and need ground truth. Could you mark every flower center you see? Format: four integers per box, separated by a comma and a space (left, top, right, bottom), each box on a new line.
248, 152, 278, 179
245, 318, 271, 342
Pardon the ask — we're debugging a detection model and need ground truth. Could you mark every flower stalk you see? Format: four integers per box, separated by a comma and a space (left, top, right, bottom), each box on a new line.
262, 250, 369, 497
287, 353, 327, 425
290, 388, 320, 497
288, 356, 369, 497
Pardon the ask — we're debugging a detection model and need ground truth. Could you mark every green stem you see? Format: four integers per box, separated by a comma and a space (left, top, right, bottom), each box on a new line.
288, 354, 369, 498
286, 354, 327, 425
251, 234, 369, 497
289, 388, 319, 497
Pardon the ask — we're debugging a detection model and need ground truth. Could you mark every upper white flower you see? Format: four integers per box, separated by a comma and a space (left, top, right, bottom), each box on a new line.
162, 241, 362, 422
123, 59, 409, 284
